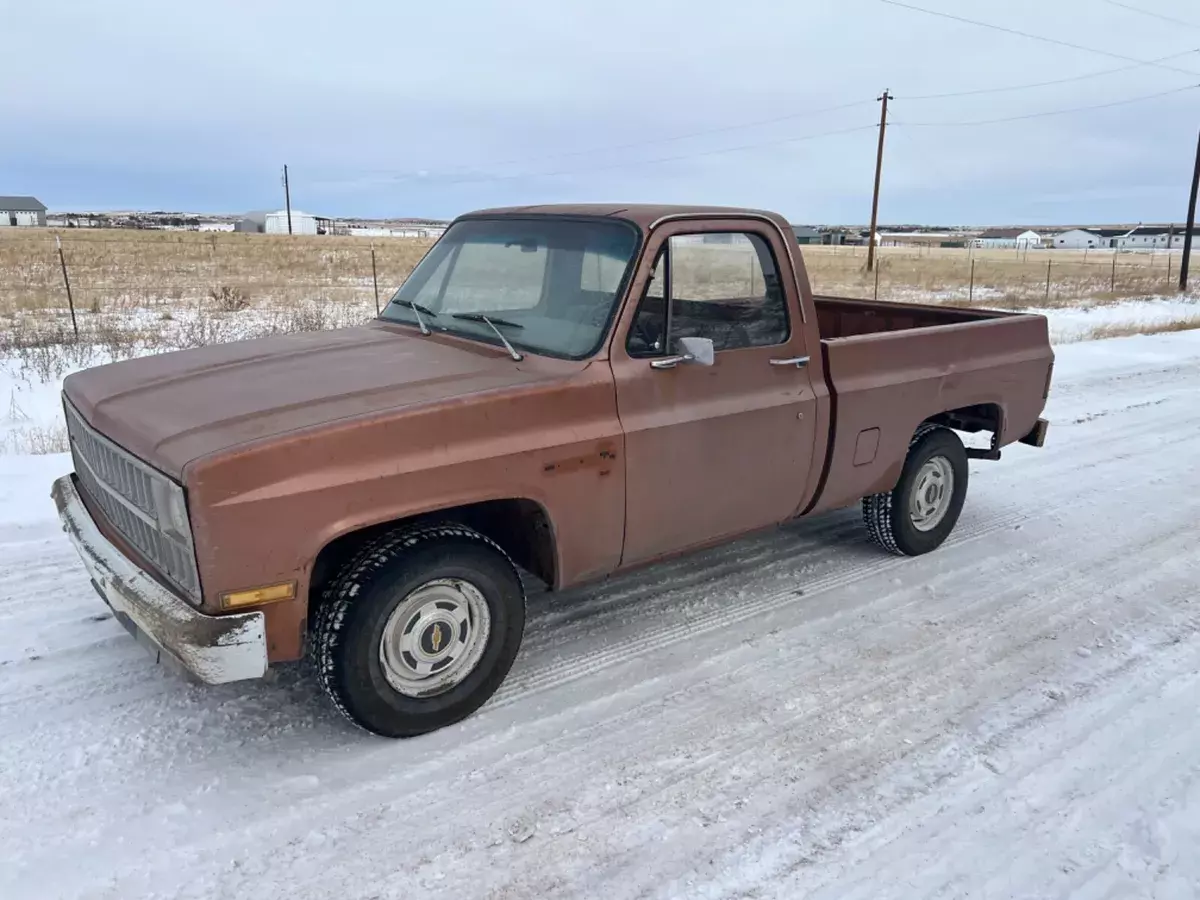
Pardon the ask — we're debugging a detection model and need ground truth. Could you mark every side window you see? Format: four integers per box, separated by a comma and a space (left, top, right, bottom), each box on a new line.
626, 231, 789, 357
627, 249, 667, 356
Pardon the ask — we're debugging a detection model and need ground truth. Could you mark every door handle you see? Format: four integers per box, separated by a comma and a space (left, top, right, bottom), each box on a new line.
769, 356, 810, 368
650, 354, 691, 370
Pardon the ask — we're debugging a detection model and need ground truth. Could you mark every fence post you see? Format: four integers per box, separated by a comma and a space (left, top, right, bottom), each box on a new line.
874, 257, 880, 301
56, 235, 79, 339
1167, 249, 1174, 286
969, 259, 976, 304
1045, 259, 1052, 303
370, 244, 381, 316
1111, 250, 1117, 292
212, 232, 220, 290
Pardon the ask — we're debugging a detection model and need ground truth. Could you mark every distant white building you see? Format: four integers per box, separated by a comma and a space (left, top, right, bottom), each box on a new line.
1117, 225, 1199, 251
266, 209, 318, 235
235, 209, 325, 235
1053, 229, 1104, 250
0, 196, 47, 227
971, 229, 1042, 249
348, 225, 447, 239
876, 231, 955, 247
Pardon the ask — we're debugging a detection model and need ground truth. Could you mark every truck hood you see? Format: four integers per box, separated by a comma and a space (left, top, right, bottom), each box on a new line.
63, 324, 567, 478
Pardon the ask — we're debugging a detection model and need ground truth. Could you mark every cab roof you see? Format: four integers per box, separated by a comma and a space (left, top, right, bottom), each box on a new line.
460, 203, 789, 230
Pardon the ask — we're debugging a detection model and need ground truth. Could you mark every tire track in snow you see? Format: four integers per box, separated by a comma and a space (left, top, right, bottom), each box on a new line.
49, 449, 1200, 898
493, 404, 1198, 707
446, 489, 1200, 899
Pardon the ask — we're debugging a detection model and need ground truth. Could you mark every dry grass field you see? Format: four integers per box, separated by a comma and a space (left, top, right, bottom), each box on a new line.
1, 228, 1184, 318
0, 228, 1194, 381
799, 243, 1184, 307
0, 228, 434, 314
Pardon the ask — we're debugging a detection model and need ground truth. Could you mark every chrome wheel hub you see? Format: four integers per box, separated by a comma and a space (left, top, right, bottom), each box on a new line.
379, 579, 491, 697
910, 456, 954, 532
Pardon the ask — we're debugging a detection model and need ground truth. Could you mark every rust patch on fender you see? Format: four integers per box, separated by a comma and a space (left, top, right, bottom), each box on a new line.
542, 443, 618, 477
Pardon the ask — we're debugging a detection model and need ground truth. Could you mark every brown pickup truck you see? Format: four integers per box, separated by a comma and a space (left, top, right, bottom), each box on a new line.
52, 204, 1053, 737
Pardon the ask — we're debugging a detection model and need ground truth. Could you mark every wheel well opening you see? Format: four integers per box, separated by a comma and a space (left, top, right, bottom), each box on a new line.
925, 403, 1003, 449
309, 499, 558, 607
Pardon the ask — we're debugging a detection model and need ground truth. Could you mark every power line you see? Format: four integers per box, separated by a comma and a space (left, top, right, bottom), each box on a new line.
876, 0, 1200, 76
903, 48, 1199, 99
433, 123, 879, 187
348, 98, 876, 189
318, 10, 1196, 195
893, 83, 1199, 127
1096, 0, 1200, 31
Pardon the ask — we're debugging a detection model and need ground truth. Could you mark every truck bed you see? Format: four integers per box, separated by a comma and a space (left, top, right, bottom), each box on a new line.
806, 295, 1054, 515
814, 295, 1007, 339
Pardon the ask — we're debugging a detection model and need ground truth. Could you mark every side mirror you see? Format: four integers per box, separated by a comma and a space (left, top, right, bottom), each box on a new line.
677, 336, 715, 366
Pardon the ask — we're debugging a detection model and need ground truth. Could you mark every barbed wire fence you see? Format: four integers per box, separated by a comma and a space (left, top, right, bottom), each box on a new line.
0, 231, 1192, 328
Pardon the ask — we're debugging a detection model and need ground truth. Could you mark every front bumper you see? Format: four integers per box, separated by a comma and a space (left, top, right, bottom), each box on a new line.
52, 474, 268, 684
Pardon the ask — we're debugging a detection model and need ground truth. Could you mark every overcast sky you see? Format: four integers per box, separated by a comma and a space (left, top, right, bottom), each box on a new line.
5, 0, 1199, 224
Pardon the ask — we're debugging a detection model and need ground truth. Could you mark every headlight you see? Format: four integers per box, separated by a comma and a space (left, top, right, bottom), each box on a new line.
152, 478, 192, 545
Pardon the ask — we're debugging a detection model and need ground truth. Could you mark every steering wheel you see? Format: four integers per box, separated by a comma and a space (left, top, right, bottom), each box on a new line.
633, 315, 663, 354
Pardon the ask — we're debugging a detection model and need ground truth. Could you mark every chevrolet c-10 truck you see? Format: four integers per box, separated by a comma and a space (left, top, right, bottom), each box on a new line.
53, 204, 1052, 736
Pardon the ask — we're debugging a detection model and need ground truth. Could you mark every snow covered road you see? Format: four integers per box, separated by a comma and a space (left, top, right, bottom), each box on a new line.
2, 332, 1199, 900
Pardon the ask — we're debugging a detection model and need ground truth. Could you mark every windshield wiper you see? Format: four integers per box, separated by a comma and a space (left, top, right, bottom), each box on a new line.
452, 313, 524, 361
391, 299, 436, 335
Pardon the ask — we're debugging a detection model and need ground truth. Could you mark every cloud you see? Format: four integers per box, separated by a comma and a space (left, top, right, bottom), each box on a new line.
4, 0, 1198, 222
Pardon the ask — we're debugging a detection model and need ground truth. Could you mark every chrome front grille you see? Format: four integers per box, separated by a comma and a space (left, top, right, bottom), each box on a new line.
64, 400, 201, 600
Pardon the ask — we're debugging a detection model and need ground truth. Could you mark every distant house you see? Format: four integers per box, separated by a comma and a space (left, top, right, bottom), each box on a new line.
1118, 225, 1199, 251
699, 232, 748, 245
971, 228, 1042, 249
0, 196, 47, 227
1052, 229, 1105, 250
1052, 228, 1133, 250
235, 211, 269, 233
877, 231, 955, 247
791, 225, 822, 245
824, 228, 866, 246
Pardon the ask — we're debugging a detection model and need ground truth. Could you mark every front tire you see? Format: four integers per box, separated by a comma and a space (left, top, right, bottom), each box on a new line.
863, 424, 968, 556
312, 523, 525, 738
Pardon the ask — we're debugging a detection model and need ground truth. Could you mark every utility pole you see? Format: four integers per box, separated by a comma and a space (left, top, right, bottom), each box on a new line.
1180, 129, 1199, 292
282, 164, 293, 235
866, 90, 893, 272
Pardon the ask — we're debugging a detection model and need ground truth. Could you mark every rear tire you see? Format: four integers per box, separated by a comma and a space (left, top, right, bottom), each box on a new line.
311, 523, 525, 738
863, 424, 968, 557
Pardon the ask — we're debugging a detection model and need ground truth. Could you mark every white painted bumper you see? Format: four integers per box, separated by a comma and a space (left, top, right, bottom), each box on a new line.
52, 474, 268, 684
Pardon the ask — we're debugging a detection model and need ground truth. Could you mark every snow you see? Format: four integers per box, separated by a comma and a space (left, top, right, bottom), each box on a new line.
0, 301, 377, 454
1024, 295, 1200, 343
0, 453, 71, 527
1, 329, 1199, 898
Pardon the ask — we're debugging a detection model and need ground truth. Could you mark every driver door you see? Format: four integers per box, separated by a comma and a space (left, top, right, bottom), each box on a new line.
610, 220, 819, 566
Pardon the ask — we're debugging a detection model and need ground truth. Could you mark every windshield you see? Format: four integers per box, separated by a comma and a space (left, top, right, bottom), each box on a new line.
380, 217, 640, 359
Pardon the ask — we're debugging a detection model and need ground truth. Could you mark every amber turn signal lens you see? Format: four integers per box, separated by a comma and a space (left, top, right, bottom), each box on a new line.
220, 581, 296, 609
